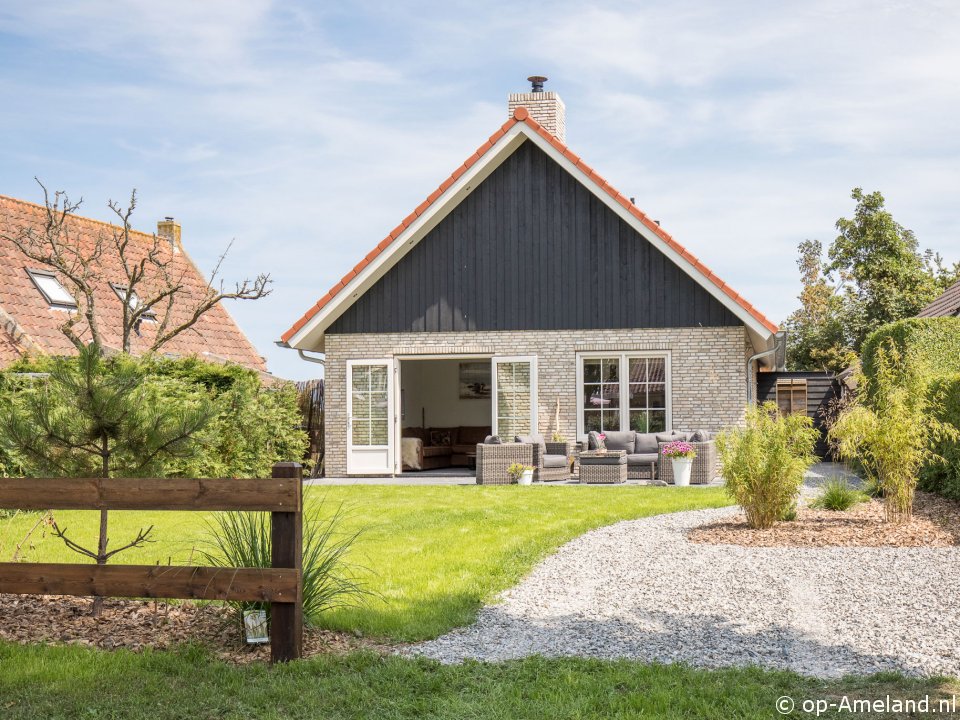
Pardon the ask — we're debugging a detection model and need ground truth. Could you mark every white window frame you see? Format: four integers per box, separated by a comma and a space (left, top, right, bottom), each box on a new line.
491, 355, 539, 438
110, 283, 157, 320
575, 351, 672, 441
346, 358, 395, 475
25, 268, 77, 309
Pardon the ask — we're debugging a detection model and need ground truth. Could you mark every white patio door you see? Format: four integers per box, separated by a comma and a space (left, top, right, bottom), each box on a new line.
347, 359, 395, 475
492, 356, 538, 439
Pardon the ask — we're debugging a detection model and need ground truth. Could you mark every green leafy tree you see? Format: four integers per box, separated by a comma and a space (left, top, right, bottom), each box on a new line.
782, 189, 959, 369
782, 239, 854, 372
0, 343, 213, 615
829, 188, 955, 350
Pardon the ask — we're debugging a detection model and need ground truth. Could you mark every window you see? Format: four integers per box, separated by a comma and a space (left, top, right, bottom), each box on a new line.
776, 378, 807, 416
350, 364, 389, 446
579, 353, 669, 437
111, 284, 156, 319
26, 269, 76, 308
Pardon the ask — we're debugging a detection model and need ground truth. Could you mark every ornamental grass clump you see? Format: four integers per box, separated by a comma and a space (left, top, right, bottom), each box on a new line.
202, 502, 369, 628
828, 342, 957, 522
811, 478, 867, 511
717, 402, 819, 529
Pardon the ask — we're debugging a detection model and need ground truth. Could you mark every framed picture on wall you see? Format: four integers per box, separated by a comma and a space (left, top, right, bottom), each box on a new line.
459, 361, 491, 399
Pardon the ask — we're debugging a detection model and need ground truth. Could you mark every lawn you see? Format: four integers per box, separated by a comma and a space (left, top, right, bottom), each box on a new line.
1, 484, 732, 640
2, 643, 956, 720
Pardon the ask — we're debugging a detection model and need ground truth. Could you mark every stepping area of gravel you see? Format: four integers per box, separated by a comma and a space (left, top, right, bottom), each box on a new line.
410, 504, 960, 678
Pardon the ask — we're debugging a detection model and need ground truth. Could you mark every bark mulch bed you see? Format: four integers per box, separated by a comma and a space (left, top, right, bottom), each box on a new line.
688, 492, 960, 548
0, 594, 394, 663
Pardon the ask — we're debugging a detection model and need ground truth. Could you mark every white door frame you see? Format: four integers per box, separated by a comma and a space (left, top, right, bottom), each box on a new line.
346, 358, 395, 476
491, 355, 539, 438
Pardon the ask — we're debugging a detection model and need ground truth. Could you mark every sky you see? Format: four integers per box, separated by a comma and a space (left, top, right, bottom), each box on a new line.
1, 0, 958, 380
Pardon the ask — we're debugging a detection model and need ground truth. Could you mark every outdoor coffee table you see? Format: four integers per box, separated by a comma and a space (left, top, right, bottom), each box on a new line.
579, 450, 627, 484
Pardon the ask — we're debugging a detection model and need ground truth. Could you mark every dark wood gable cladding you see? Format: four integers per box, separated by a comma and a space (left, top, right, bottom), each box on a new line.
328, 140, 741, 334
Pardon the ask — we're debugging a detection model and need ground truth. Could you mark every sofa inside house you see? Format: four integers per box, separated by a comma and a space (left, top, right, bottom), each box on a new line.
586, 429, 718, 483
401, 426, 491, 471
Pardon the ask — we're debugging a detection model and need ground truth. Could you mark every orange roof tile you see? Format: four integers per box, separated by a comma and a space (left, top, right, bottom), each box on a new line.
0, 195, 267, 371
281, 109, 778, 343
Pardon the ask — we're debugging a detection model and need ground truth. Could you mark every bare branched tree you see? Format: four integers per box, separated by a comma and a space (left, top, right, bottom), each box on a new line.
0, 179, 271, 354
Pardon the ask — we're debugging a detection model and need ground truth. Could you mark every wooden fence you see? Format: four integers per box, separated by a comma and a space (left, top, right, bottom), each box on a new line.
296, 379, 324, 477
0, 462, 304, 662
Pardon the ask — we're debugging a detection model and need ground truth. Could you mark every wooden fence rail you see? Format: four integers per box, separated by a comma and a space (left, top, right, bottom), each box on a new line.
0, 462, 303, 662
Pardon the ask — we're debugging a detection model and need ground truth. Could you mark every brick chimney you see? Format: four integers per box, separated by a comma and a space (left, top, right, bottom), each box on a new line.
508, 75, 566, 143
157, 216, 182, 254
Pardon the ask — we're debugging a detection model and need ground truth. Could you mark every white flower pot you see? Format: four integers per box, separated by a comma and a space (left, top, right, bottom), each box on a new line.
671, 458, 693, 486
518, 469, 534, 485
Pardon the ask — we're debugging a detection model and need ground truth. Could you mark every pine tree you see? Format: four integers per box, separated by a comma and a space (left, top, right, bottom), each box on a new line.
0, 343, 213, 616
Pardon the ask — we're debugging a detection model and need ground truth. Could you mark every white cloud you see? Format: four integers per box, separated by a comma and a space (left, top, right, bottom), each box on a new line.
2, 0, 960, 379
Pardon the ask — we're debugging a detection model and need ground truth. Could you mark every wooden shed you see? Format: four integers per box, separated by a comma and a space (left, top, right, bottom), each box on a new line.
756, 371, 841, 459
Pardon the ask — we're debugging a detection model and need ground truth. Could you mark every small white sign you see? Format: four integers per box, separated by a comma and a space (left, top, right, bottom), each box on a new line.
243, 609, 269, 644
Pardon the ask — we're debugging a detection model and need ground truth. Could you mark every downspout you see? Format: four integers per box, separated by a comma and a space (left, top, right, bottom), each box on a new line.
746, 332, 786, 405
297, 349, 325, 366
274, 340, 326, 366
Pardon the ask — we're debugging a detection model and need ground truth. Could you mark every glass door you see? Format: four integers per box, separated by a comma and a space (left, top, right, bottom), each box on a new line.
346, 359, 394, 474
492, 356, 538, 439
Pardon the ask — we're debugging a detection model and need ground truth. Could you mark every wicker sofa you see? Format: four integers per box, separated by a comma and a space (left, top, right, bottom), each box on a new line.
475, 435, 574, 484
586, 430, 719, 484
516, 435, 574, 482
475, 442, 533, 484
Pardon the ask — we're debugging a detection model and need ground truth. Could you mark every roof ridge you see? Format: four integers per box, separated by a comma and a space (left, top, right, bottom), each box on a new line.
0, 193, 161, 242
281, 107, 778, 343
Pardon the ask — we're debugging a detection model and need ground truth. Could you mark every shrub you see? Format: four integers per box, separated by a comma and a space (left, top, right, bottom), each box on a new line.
811, 478, 867, 511
919, 373, 960, 501
861, 317, 960, 394
201, 503, 368, 628
1, 353, 308, 479
717, 402, 819, 529
829, 341, 957, 522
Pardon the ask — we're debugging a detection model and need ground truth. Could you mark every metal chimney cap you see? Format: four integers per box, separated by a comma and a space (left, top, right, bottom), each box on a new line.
527, 75, 548, 92
163, 216, 175, 222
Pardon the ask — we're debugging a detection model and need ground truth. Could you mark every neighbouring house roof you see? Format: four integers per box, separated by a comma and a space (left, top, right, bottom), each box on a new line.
918, 279, 960, 318
281, 106, 778, 351
0, 194, 267, 372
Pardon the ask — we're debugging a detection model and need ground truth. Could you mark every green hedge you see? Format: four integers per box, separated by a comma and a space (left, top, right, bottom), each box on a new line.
2, 354, 307, 479
860, 318, 960, 502
920, 373, 960, 501
861, 317, 960, 386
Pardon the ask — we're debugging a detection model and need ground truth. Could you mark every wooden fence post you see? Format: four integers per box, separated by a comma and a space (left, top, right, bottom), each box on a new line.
270, 462, 303, 662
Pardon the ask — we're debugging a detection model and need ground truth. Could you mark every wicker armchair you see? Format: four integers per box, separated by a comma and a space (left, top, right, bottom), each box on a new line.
531, 441, 575, 482
475, 443, 533, 485
657, 440, 718, 485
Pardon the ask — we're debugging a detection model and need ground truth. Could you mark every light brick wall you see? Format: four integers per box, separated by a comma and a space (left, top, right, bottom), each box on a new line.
508, 91, 566, 143
324, 326, 750, 476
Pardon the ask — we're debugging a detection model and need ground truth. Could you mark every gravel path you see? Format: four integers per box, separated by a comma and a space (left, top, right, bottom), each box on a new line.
409, 507, 960, 677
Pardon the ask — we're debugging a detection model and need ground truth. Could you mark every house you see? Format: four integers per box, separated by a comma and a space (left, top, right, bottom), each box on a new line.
918, 279, 960, 317
280, 79, 780, 476
0, 194, 267, 372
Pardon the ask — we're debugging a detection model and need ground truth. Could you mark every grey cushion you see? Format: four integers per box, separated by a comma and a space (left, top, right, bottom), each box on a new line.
634, 433, 659, 454
626, 453, 659, 466
542, 454, 568, 469
580, 454, 626, 465
515, 434, 547, 456
483, 435, 502, 444
689, 429, 712, 442
656, 432, 690, 443
602, 431, 636, 453
586, 431, 603, 450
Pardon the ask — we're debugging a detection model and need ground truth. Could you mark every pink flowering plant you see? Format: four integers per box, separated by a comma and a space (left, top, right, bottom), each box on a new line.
661, 440, 697, 459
